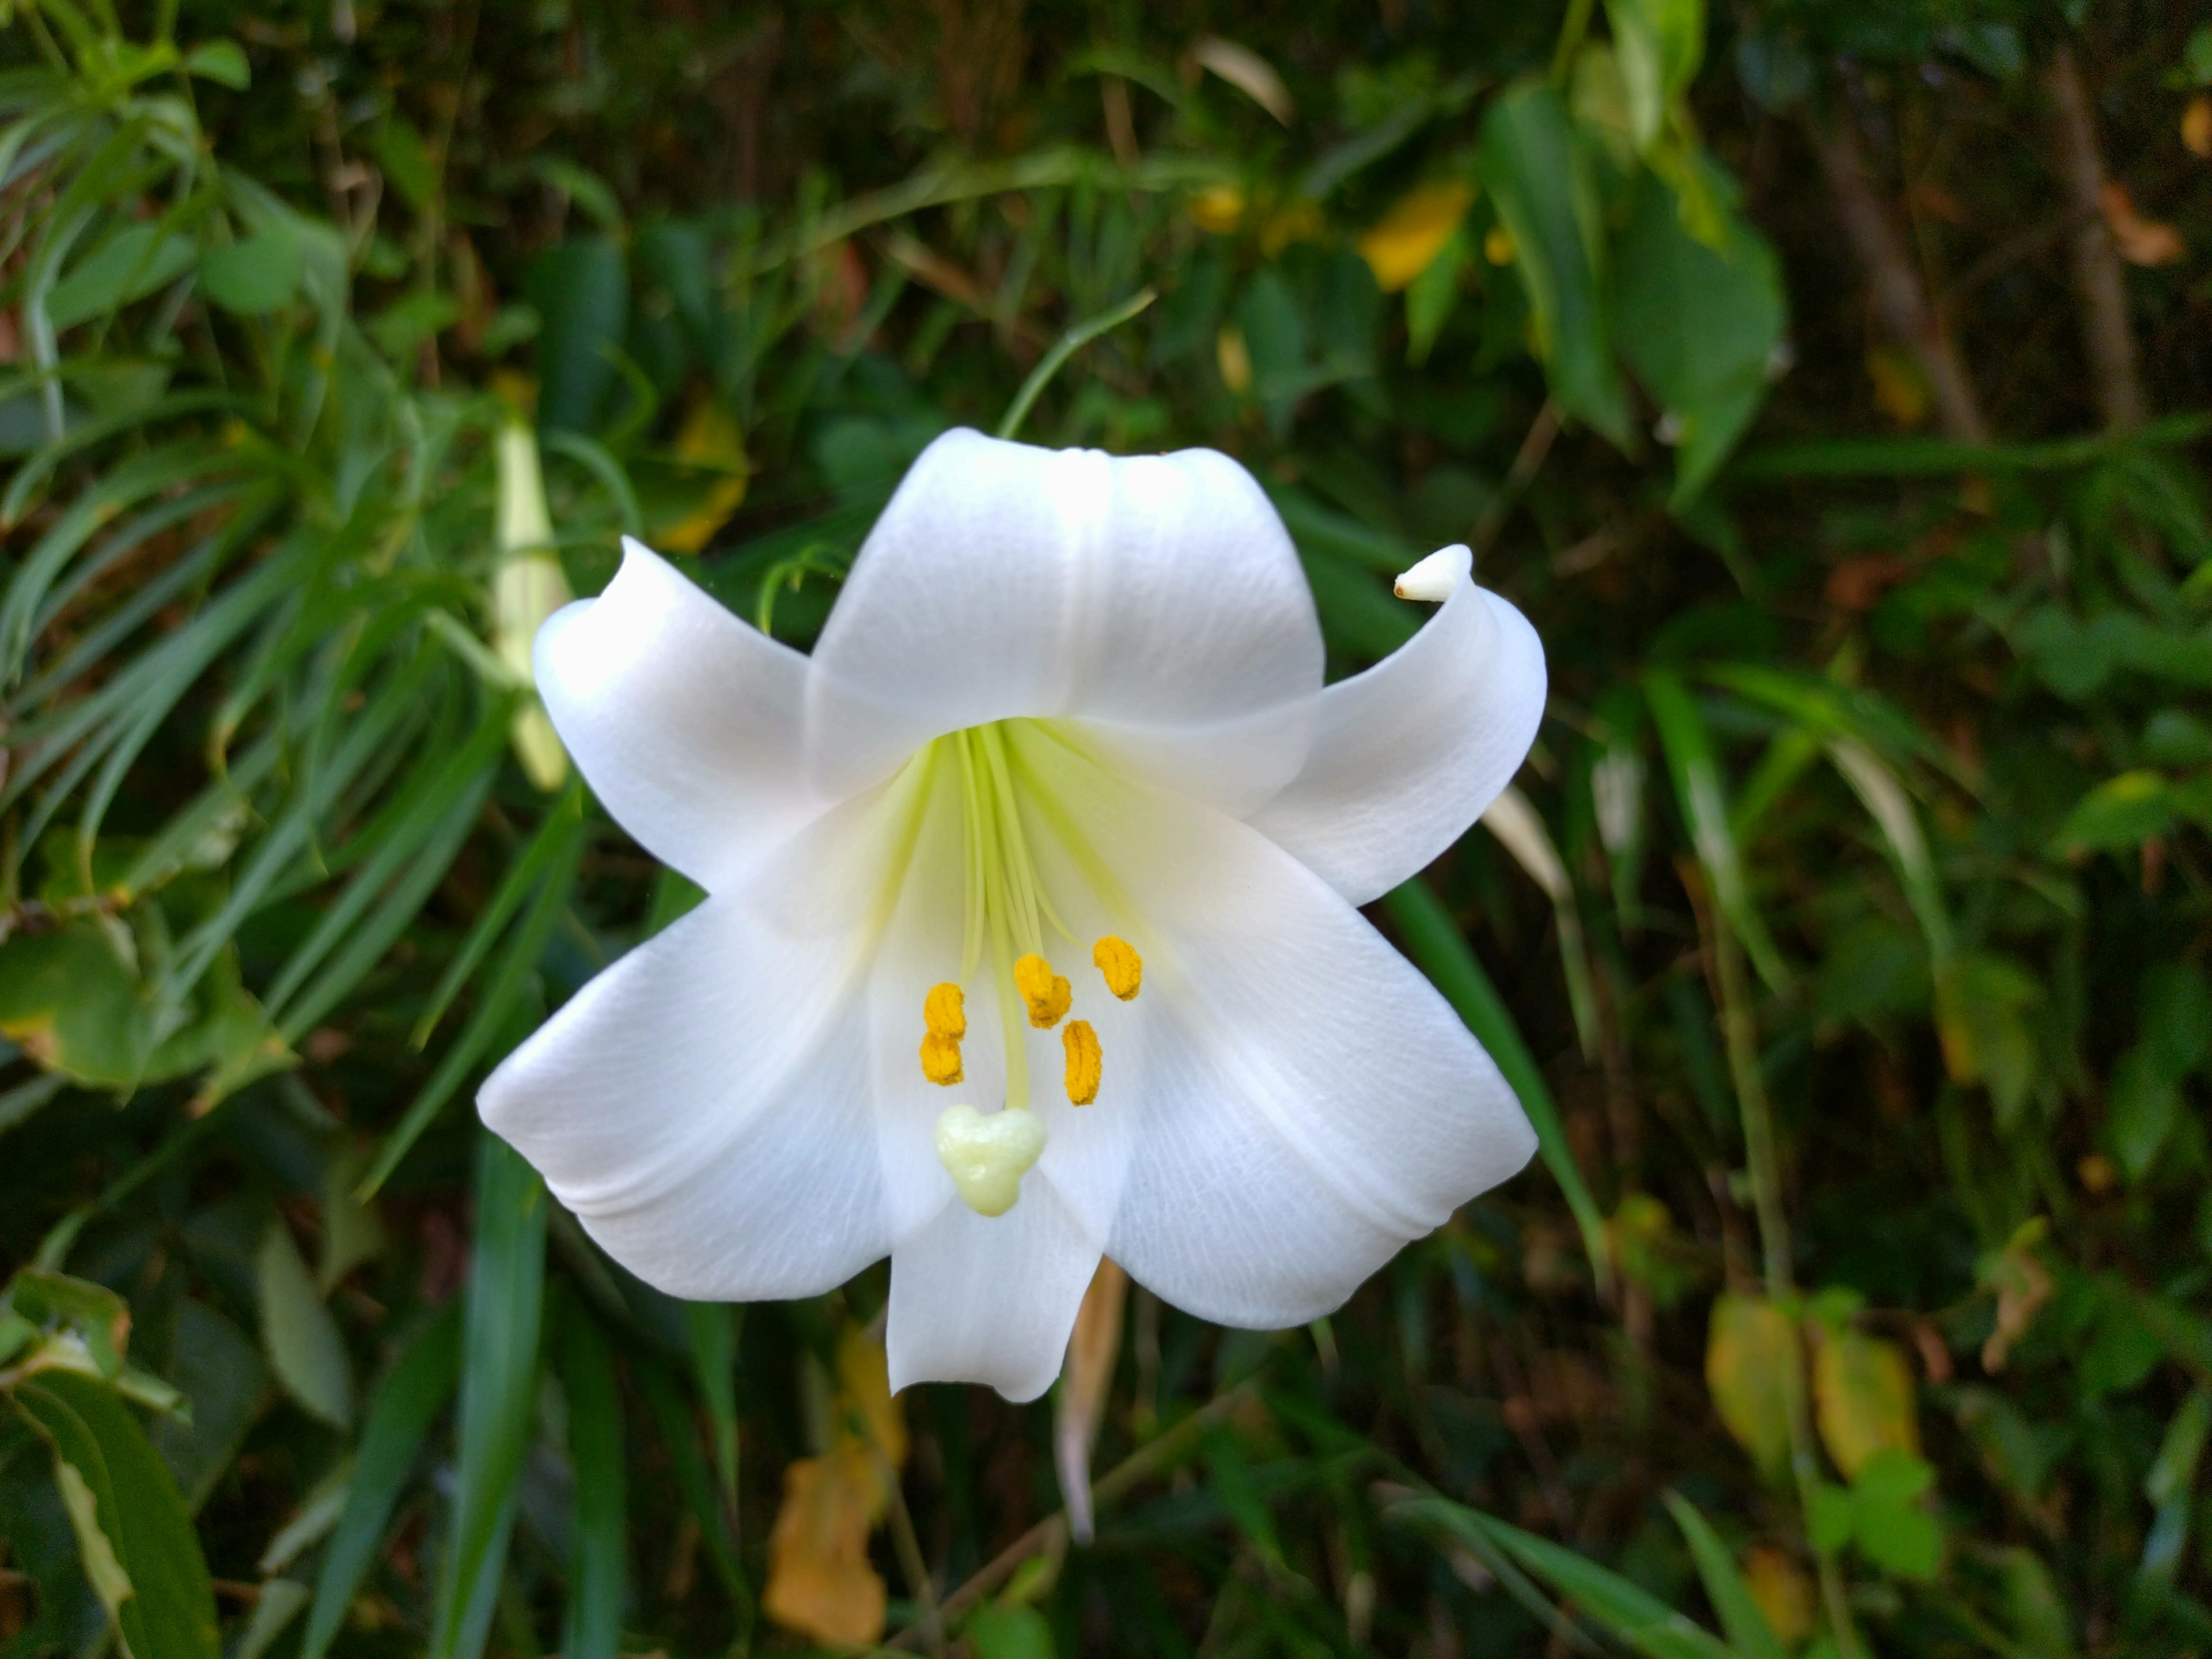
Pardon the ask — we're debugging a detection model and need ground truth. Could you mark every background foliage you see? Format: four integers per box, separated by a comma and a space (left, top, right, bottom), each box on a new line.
2, 0, 2210, 1655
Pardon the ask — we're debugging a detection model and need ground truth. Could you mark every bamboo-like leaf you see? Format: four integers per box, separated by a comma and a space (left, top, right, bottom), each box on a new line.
1644, 670, 1790, 991
686, 1301, 741, 1509
1383, 878, 1611, 1282
1661, 1490, 1787, 1659
301, 1306, 461, 1659
430, 1132, 548, 1659
561, 1306, 628, 1659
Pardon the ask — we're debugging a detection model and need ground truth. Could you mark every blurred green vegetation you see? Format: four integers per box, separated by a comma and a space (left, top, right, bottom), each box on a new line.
2, 0, 2211, 1655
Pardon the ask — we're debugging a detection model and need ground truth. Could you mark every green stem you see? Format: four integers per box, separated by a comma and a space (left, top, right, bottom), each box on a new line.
1550, 0, 1597, 84
1711, 918, 1869, 1659
995, 287, 1157, 442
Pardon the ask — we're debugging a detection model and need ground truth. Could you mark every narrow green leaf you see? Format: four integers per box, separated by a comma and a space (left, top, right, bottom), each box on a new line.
1661, 1490, 1787, 1659
1395, 1497, 1734, 1659
685, 1301, 740, 1509
301, 1306, 461, 1659
638, 1358, 753, 1632
1643, 671, 1789, 991
431, 1133, 549, 1659
1383, 878, 1610, 1281
560, 1309, 627, 1659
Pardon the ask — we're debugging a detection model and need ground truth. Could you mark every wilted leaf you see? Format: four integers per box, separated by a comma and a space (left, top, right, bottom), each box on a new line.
1706, 1293, 1795, 1482
1813, 1330, 1918, 1478
1740, 1546, 1816, 1646
1056, 1257, 1128, 1543
763, 1449, 887, 1646
2099, 183, 2184, 266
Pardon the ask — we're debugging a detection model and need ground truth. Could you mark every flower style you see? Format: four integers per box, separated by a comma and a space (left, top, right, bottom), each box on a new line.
478, 429, 1546, 1401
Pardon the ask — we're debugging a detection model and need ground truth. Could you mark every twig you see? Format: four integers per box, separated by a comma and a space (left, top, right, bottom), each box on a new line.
1469, 399, 1560, 560
1804, 105, 1988, 442
2044, 45, 2146, 431
885, 1381, 1257, 1649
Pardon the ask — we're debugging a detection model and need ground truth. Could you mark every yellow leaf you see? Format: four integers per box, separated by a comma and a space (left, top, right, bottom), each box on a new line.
1483, 223, 1516, 266
1358, 183, 1475, 293
1259, 198, 1325, 256
832, 1325, 906, 1494
1742, 1545, 1817, 1646
652, 397, 751, 556
2186, 96, 2212, 159
1867, 346, 1930, 429
1189, 185, 1245, 235
1813, 1329, 1919, 1478
1215, 325, 1253, 395
763, 1450, 886, 1647
1706, 1293, 1796, 1482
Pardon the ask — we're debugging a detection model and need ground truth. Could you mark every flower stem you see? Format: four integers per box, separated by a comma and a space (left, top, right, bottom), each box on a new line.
1711, 914, 1868, 1659
995, 287, 1157, 442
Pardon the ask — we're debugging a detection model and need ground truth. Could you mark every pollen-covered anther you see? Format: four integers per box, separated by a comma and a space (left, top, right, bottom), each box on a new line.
919, 1032, 964, 1086
1092, 935, 1142, 1001
1062, 1020, 1101, 1105
1014, 953, 1072, 1028
923, 982, 967, 1040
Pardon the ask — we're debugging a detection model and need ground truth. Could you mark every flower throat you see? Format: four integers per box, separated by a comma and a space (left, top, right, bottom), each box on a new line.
912, 722, 1140, 1215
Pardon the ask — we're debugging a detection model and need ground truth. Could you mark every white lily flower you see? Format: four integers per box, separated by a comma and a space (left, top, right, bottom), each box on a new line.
478, 429, 1546, 1402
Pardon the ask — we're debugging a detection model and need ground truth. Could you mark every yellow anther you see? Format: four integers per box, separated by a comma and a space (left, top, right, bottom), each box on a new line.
1092, 935, 1142, 1001
923, 982, 967, 1040
920, 1032, 964, 1086
1062, 1020, 1101, 1106
1014, 953, 1071, 1028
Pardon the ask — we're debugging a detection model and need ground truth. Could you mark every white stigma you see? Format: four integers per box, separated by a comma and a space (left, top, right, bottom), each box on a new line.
1393, 543, 1471, 603
934, 1103, 1047, 1217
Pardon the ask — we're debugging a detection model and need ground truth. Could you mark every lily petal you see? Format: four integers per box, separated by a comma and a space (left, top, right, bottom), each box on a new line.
807, 430, 1323, 815
479, 771, 944, 1302
1005, 725, 1537, 1328
536, 539, 816, 893
886, 1175, 1101, 1402
1247, 572, 1544, 906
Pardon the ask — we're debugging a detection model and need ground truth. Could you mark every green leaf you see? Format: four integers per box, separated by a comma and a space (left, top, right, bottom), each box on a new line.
1604, 0, 1703, 145
1404, 225, 1468, 364
1479, 82, 1631, 446
257, 1219, 353, 1430
968, 1603, 1056, 1659
1395, 1497, 1736, 1659
152, 1300, 267, 1513
2052, 770, 2184, 854
1643, 671, 1789, 990
1660, 1490, 1787, 1659
182, 40, 250, 88
2109, 1046, 2183, 1181
431, 1133, 548, 1659
234, 1579, 309, 1659
0, 919, 162, 1088
529, 237, 631, 435
372, 118, 441, 213
560, 1308, 627, 1659
1611, 167, 1784, 506
46, 224, 198, 331
198, 229, 303, 316
14, 1371, 220, 1659
685, 1301, 740, 1508
302, 1306, 461, 1659
639, 1357, 752, 1630
1383, 878, 1611, 1282
6, 1269, 131, 1378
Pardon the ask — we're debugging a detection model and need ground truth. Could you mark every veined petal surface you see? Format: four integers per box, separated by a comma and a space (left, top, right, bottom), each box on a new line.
1247, 569, 1546, 906
535, 539, 816, 893
479, 766, 945, 1302
886, 1179, 1101, 1402
1005, 724, 1538, 1329
806, 430, 1324, 815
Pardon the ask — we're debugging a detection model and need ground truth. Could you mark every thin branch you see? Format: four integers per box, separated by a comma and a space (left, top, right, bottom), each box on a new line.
2045, 44, 2146, 431
1804, 106, 1989, 442
886, 1381, 1259, 1649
